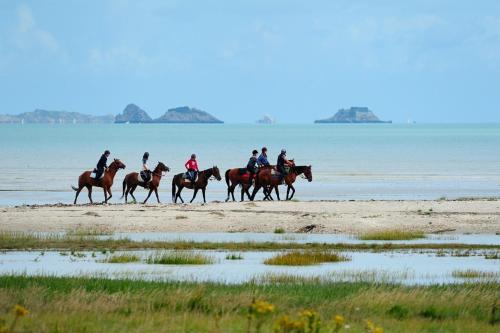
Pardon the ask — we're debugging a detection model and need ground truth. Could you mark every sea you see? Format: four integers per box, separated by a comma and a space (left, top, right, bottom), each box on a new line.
0, 123, 499, 206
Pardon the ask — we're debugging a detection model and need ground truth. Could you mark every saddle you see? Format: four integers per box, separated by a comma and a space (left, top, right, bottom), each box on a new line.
182, 172, 198, 183
140, 170, 152, 183
90, 169, 105, 180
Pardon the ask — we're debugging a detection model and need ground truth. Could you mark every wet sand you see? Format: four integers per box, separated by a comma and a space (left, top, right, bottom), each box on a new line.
0, 199, 499, 234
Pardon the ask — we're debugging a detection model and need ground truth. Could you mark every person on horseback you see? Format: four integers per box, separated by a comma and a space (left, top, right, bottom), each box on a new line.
185, 154, 199, 182
246, 150, 259, 185
95, 150, 110, 179
257, 147, 270, 167
141, 152, 151, 188
277, 149, 293, 182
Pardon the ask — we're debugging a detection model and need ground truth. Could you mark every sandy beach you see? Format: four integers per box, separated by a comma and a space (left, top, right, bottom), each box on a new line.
0, 199, 499, 234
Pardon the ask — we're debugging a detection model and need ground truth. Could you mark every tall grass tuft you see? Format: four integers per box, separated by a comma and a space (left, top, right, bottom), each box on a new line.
102, 253, 141, 263
146, 251, 214, 265
452, 270, 499, 279
264, 251, 349, 266
358, 229, 425, 241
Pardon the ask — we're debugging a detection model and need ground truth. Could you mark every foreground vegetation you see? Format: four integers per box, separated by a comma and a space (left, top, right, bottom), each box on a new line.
1, 232, 498, 252
0, 275, 498, 332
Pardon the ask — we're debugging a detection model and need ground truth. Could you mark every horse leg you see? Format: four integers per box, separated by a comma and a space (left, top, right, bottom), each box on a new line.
240, 186, 245, 202
190, 188, 199, 203
286, 186, 291, 200
250, 185, 260, 201
155, 188, 160, 203
143, 189, 153, 204
87, 185, 93, 204
103, 187, 108, 204
107, 187, 112, 202
73, 186, 83, 205
129, 185, 137, 202
275, 186, 281, 201
288, 185, 296, 200
202, 187, 206, 203
177, 187, 184, 203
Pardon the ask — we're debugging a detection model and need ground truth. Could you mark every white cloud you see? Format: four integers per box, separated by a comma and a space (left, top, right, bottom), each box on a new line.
13, 4, 61, 53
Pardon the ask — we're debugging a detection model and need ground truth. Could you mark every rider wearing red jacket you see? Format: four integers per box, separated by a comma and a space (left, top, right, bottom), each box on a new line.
185, 154, 199, 181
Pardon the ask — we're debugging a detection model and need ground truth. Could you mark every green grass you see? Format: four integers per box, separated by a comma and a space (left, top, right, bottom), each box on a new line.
0, 275, 498, 333
102, 253, 141, 263
264, 250, 349, 266
452, 270, 499, 279
358, 230, 426, 241
273, 227, 285, 234
66, 227, 113, 236
0, 232, 498, 252
146, 251, 214, 265
225, 253, 243, 260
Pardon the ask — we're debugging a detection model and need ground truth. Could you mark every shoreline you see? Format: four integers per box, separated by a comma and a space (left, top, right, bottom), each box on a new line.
1, 199, 499, 234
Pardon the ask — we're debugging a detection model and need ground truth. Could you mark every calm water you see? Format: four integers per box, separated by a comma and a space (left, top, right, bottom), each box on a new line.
0, 123, 499, 205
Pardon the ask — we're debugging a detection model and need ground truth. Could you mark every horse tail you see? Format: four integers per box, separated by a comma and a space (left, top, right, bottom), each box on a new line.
120, 176, 127, 199
71, 185, 78, 191
171, 176, 177, 202
225, 169, 230, 188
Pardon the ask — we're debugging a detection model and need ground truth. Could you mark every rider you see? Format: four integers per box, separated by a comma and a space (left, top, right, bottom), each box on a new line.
184, 154, 199, 182
246, 149, 259, 184
277, 148, 293, 182
95, 150, 110, 179
141, 152, 151, 187
257, 147, 270, 167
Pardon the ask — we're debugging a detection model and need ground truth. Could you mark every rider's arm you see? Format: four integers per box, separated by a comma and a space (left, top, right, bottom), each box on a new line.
184, 160, 190, 170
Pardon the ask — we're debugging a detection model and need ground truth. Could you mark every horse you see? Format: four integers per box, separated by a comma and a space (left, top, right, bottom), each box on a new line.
250, 165, 312, 201
171, 166, 222, 203
71, 159, 126, 204
224, 165, 274, 202
121, 162, 170, 204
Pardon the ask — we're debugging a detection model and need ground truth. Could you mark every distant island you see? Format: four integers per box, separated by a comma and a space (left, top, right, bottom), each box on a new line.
0, 104, 223, 124
0, 109, 114, 124
315, 107, 391, 124
256, 114, 276, 124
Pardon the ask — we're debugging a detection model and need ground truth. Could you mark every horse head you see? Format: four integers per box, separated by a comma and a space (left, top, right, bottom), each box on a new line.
157, 161, 170, 173
304, 165, 312, 182
112, 159, 126, 170
212, 166, 222, 181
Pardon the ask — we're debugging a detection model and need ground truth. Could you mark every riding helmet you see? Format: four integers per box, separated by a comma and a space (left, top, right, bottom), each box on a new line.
252, 149, 258, 155
262, 147, 267, 152
191, 154, 196, 159
143, 152, 149, 159
281, 149, 286, 154
104, 150, 111, 155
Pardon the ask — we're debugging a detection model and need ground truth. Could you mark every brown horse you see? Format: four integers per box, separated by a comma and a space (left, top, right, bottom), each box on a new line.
250, 165, 312, 201
71, 159, 126, 204
224, 166, 274, 202
121, 162, 170, 204
172, 166, 222, 203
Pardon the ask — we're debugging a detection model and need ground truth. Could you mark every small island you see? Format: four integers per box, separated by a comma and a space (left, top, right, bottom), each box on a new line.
0, 109, 114, 124
115, 104, 152, 123
256, 115, 276, 124
315, 107, 391, 124
154, 106, 223, 123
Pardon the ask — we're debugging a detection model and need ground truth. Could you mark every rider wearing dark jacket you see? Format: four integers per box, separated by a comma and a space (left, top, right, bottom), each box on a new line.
246, 150, 259, 184
277, 149, 293, 182
257, 147, 270, 167
141, 152, 151, 186
95, 150, 110, 179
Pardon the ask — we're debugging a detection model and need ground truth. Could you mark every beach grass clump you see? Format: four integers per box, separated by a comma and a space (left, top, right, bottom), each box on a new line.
273, 227, 285, 234
225, 253, 243, 260
452, 270, 499, 279
264, 250, 349, 266
102, 253, 141, 263
66, 227, 113, 236
358, 229, 425, 241
146, 251, 214, 265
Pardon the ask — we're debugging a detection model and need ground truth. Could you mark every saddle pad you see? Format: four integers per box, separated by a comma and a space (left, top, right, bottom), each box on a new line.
139, 171, 152, 182
182, 173, 198, 182
90, 171, 104, 180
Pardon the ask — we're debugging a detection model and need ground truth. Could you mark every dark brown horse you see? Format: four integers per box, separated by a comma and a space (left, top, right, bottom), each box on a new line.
71, 159, 126, 204
121, 162, 170, 204
172, 166, 222, 203
224, 166, 274, 202
250, 165, 312, 201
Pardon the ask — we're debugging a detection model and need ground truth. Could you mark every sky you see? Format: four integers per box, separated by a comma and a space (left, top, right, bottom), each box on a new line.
0, 0, 499, 123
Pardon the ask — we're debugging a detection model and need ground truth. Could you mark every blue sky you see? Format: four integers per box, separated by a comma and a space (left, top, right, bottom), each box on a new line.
0, 0, 499, 123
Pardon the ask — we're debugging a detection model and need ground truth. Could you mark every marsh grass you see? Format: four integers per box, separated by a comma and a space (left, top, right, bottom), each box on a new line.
452, 270, 499, 279
0, 232, 497, 252
0, 275, 498, 333
66, 227, 113, 236
359, 230, 425, 241
225, 253, 243, 260
102, 253, 141, 263
273, 228, 285, 234
147, 251, 214, 265
264, 250, 349, 266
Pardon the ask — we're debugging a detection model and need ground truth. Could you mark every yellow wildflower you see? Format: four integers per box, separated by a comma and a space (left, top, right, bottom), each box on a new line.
374, 328, 384, 333
14, 305, 28, 317
251, 300, 275, 316
334, 315, 345, 327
